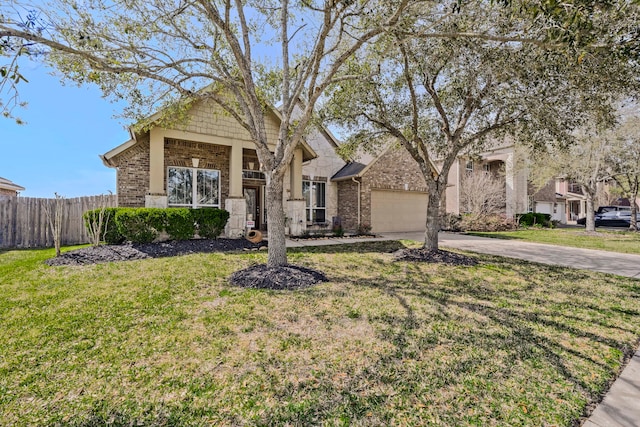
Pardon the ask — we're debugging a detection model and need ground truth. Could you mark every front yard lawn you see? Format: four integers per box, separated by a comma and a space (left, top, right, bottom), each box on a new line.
1, 241, 639, 426
468, 227, 640, 255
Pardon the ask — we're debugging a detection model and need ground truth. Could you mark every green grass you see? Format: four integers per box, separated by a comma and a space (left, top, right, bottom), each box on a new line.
2, 241, 640, 426
467, 227, 640, 255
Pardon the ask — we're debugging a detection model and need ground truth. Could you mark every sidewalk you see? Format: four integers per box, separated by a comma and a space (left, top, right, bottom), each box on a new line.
286, 231, 640, 427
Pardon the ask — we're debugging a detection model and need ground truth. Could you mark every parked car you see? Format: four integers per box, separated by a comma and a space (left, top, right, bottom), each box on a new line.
577, 206, 631, 225
594, 210, 639, 228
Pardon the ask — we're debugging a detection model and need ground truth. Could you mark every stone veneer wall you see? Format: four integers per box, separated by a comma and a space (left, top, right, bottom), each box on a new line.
164, 138, 231, 204
113, 136, 151, 207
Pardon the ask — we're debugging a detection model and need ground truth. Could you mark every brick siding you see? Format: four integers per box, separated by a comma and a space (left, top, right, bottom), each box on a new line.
337, 180, 359, 231
339, 146, 426, 231
110, 136, 233, 207
164, 138, 231, 205
364, 146, 428, 193
113, 136, 151, 207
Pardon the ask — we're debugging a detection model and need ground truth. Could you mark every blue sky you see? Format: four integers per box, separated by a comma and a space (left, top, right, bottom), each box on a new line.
1, 61, 128, 198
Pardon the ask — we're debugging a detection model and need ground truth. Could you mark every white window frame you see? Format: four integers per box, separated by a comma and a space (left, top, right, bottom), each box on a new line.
465, 160, 474, 174
303, 180, 327, 224
167, 166, 221, 208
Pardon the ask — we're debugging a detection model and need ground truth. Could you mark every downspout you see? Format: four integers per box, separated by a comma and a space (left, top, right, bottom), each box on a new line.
352, 177, 361, 229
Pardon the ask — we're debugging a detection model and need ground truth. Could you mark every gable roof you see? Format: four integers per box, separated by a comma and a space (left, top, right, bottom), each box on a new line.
331, 143, 440, 181
0, 176, 25, 192
101, 97, 319, 167
331, 162, 367, 181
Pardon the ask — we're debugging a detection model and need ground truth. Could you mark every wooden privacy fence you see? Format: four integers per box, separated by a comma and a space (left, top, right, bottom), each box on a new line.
0, 195, 117, 249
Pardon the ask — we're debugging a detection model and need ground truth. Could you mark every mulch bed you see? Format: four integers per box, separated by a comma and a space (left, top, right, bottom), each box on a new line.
45, 240, 474, 290
229, 264, 328, 290
45, 239, 267, 266
392, 247, 478, 266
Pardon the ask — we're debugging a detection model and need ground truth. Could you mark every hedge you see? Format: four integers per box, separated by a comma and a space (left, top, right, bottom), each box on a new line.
191, 208, 230, 239
83, 207, 230, 244
517, 212, 552, 227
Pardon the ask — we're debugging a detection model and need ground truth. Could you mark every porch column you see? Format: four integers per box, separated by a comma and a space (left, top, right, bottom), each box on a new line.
146, 128, 168, 208
225, 143, 247, 238
445, 159, 460, 215
229, 143, 243, 198
505, 152, 516, 218
287, 148, 306, 236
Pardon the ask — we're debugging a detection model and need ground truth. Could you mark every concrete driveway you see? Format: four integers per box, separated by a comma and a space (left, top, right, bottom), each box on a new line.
380, 231, 640, 279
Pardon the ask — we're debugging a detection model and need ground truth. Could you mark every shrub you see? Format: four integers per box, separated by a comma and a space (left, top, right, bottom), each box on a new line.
192, 208, 230, 239
440, 213, 462, 232
83, 207, 125, 245
459, 214, 517, 232
84, 207, 230, 243
115, 208, 165, 243
356, 223, 372, 235
517, 212, 552, 228
165, 208, 196, 240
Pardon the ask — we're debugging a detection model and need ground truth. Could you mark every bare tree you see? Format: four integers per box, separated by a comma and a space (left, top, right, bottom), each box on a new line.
460, 169, 506, 219
44, 192, 64, 256
85, 193, 113, 246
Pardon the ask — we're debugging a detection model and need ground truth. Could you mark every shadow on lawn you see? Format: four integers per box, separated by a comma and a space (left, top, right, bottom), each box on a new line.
289, 240, 409, 255
465, 232, 524, 240
323, 256, 640, 425
59, 243, 640, 426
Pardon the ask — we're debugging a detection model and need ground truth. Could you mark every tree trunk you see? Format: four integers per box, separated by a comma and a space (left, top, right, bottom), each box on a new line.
630, 203, 638, 231
265, 173, 288, 267
584, 195, 596, 232
423, 191, 442, 251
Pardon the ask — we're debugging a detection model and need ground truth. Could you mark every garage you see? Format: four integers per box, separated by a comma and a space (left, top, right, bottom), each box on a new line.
370, 190, 428, 232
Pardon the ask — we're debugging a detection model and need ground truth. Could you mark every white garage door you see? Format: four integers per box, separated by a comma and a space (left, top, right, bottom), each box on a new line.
371, 190, 428, 232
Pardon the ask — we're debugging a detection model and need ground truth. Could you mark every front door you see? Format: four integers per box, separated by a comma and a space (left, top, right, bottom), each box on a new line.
244, 186, 263, 230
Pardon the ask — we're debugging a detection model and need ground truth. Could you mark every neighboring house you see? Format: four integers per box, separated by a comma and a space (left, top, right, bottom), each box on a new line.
101, 97, 346, 237
530, 180, 567, 223
331, 142, 531, 233
558, 179, 639, 223
0, 177, 25, 197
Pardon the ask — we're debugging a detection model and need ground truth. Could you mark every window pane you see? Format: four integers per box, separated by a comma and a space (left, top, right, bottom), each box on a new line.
197, 169, 219, 206
302, 181, 311, 206
313, 208, 326, 223
168, 167, 192, 205
315, 182, 326, 208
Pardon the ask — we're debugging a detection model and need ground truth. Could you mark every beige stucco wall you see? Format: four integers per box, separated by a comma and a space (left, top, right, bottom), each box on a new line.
445, 159, 461, 214
299, 127, 345, 226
